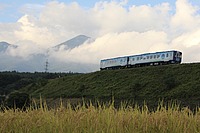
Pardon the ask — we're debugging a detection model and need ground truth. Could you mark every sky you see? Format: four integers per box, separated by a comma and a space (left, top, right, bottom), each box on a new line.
1, 0, 200, 71
0, 0, 192, 22
1, 0, 200, 22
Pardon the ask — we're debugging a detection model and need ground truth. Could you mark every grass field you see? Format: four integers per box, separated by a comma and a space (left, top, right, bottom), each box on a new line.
0, 100, 199, 133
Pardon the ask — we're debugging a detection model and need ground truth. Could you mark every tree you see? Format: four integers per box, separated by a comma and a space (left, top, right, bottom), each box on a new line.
6, 91, 30, 109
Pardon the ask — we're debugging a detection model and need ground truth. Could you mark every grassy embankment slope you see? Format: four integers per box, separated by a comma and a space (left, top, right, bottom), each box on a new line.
22, 63, 200, 107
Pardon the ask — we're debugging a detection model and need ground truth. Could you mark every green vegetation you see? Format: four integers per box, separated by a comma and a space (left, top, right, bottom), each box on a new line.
6, 91, 30, 109
20, 63, 200, 108
0, 64, 200, 132
0, 71, 80, 107
0, 101, 199, 133
0, 71, 75, 95
0, 63, 200, 108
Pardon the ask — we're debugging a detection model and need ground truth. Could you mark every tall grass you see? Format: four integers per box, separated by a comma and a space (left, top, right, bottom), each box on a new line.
0, 100, 199, 133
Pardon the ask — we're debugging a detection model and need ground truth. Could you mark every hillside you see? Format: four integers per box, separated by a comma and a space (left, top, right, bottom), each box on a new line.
0, 71, 80, 104
20, 63, 200, 107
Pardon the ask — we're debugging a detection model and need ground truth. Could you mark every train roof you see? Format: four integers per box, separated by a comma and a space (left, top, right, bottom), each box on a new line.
101, 56, 128, 61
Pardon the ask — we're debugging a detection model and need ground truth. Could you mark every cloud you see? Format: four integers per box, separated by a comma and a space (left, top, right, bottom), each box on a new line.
6, 40, 45, 59
48, 0, 200, 65
0, 0, 200, 72
19, 3, 44, 16
170, 0, 200, 34
15, 15, 60, 48
0, 23, 20, 43
49, 31, 170, 65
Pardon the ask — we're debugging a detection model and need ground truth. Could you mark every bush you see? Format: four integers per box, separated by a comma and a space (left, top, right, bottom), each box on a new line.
164, 76, 176, 90
6, 91, 30, 109
0, 95, 5, 104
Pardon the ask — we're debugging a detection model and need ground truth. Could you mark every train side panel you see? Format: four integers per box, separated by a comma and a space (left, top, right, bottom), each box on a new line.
100, 57, 127, 70
128, 51, 176, 66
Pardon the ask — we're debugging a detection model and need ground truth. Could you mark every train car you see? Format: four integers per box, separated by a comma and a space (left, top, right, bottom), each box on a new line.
100, 50, 182, 70
128, 50, 182, 67
100, 56, 128, 70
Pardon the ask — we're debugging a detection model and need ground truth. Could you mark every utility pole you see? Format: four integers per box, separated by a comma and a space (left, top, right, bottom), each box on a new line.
45, 59, 49, 73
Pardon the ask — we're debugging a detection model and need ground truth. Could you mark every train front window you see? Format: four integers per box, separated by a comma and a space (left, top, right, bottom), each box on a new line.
176, 52, 182, 58
179, 53, 182, 58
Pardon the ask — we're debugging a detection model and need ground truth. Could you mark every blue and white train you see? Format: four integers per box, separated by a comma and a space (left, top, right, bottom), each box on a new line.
100, 50, 182, 70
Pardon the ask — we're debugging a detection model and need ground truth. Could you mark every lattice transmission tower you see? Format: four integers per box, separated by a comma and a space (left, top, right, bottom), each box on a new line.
45, 59, 49, 73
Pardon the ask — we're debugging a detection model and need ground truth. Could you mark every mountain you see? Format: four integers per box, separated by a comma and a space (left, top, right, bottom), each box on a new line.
53, 35, 91, 50
0, 42, 17, 52
0, 35, 98, 72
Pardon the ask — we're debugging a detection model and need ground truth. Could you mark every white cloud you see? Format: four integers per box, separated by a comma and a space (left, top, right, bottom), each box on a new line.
19, 3, 44, 16
1, 0, 200, 72
6, 40, 45, 59
50, 31, 169, 64
0, 23, 20, 43
127, 3, 171, 32
15, 15, 59, 48
171, 0, 200, 29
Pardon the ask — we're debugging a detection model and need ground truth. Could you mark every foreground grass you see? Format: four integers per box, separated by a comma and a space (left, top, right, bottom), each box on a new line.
0, 101, 200, 133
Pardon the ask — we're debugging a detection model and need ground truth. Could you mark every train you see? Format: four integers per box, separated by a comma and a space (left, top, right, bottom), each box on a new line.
100, 50, 182, 70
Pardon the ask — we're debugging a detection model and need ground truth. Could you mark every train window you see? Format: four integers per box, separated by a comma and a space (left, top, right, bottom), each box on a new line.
132, 58, 135, 61
166, 53, 168, 57
161, 54, 165, 58
140, 57, 143, 60
147, 56, 149, 59
157, 55, 160, 58
137, 57, 139, 60
154, 55, 156, 58
150, 55, 153, 59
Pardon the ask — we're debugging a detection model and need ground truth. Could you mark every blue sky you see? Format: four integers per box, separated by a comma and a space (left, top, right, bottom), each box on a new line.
1, 0, 198, 23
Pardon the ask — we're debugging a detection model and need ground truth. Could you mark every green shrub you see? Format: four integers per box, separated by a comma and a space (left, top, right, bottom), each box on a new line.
6, 91, 30, 109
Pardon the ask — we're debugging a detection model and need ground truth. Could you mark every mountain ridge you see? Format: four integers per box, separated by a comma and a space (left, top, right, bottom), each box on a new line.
0, 35, 91, 52
0, 35, 96, 72
0, 41, 17, 52
53, 35, 91, 50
